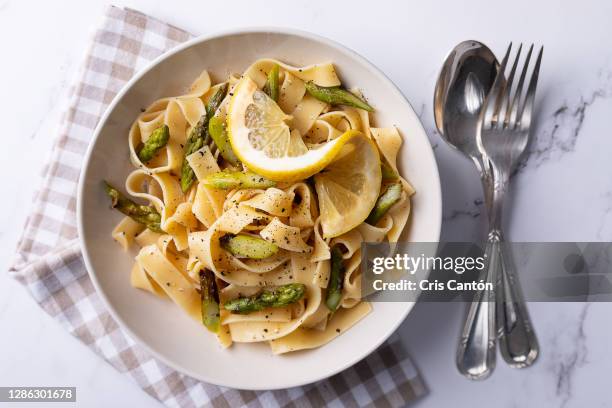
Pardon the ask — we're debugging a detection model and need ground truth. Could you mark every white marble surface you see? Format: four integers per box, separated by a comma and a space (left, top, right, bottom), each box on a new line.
1, 0, 611, 406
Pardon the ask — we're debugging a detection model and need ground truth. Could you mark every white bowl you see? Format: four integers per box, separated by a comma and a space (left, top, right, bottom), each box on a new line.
77, 28, 441, 390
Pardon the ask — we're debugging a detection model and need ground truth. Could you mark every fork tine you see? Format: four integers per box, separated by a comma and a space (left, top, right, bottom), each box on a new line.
484, 43, 512, 128
508, 44, 534, 127
517, 46, 544, 129
502, 44, 523, 126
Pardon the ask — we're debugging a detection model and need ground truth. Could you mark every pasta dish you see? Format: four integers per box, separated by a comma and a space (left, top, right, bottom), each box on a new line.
105, 59, 414, 353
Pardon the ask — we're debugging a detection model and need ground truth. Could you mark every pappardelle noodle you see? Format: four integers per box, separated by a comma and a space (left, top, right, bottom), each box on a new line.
106, 59, 415, 353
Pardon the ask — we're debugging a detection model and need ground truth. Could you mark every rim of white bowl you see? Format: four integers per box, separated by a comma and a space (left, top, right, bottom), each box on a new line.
77, 26, 442, 390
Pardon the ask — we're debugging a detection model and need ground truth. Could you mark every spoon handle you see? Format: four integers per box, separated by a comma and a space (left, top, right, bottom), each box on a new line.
496, 237, 539, 367
456, 234, 499, 380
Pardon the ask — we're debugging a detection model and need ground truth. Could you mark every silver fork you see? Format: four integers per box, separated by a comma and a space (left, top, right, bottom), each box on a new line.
457, 43, 543, 379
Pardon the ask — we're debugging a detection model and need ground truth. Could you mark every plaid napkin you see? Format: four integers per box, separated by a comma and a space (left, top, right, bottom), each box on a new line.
8, 6, 426, 407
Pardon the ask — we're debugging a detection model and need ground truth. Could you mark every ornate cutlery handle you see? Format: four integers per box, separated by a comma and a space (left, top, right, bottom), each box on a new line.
484, 164, 539, 368
496, 234, 539, 367
456, 233, 499, 380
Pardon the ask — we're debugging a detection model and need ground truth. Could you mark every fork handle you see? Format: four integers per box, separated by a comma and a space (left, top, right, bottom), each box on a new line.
496, 232, 539, 367
456, 233, 499, 380
483, 165, 539, 368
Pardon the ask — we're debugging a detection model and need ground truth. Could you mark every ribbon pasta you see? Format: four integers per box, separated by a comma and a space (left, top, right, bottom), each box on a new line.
109, 59, 414, 354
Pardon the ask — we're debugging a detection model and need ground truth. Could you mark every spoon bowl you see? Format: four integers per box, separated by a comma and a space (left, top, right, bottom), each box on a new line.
434, 40, 498, 171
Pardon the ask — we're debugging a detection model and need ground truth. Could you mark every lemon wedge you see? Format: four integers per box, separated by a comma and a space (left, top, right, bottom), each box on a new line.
228, 76, 354, 182
314, 134, 381, 238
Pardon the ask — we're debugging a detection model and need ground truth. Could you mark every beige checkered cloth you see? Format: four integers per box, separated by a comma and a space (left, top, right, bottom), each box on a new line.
8, 6, 426, 407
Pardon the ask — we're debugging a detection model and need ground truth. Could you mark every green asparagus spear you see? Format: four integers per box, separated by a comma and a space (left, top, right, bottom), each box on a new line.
325, 246, 345, 311
137, 125, 169, 163
366, 182, 403, 225
180, 84, 229, 192
208, 116, 240, 166
381, 161, 399, 181
202, 170, 276, 190
304, 81, 374, 112
199, 269, 220, 333
206, 83, 229, 119
220, 234, 279, 259
263, 64, 280, 102
180, 114, 208, 192
224, 283, 306, 314
104, 182, 163, 233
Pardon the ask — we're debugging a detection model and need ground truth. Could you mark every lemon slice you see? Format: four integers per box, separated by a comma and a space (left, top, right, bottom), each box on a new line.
228, 76, 354, 182
314, 134, 382, 238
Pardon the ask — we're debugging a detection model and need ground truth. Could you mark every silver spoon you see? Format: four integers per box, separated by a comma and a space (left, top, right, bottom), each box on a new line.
434, 40, 498, 380
434, 41, 539, 379
434, 40, 497, 189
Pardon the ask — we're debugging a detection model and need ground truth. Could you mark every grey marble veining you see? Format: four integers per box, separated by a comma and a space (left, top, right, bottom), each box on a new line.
519, 68, 612, 174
